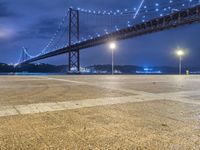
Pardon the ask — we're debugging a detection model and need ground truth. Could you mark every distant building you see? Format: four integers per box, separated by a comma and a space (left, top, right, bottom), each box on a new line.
136, 68, 162, 74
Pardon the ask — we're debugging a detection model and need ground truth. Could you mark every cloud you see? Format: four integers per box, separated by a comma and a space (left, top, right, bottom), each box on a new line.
36, 18, 62, 35
16, 17, 62, 40
0, 1, 15, 17
0, 0, 200, 66
0, 27, 13, 39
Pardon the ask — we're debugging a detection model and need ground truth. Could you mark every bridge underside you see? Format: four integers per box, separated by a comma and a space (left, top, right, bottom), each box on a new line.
20, 5, 200, 71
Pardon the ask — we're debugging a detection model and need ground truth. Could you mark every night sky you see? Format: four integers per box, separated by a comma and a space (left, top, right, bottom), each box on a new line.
0, 0, 200, 67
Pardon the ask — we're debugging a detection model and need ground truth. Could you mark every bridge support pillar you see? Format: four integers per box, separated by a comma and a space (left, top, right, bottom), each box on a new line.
68, 8, 80, 72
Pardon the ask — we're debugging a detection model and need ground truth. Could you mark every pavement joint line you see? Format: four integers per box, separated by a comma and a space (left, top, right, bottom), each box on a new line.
0, 95, 157, 117
47, 77, 151, 95
47, 77, 200, 98
31, 76, 200, 97
13, 106, 21, 115
1, 77, 200, 118
47, 77, 86, 84
48, 77, 200, 95
0, 106, 19, 117
0, 90, 200, 118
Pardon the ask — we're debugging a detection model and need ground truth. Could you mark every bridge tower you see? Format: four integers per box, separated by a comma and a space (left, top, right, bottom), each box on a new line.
68, 8, 80, 72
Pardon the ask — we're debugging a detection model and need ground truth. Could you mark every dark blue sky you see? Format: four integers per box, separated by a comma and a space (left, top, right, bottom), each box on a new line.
0, 0, 200, 67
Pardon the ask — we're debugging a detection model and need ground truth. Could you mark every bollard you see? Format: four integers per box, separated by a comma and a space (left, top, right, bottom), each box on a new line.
186, 70, 190, 75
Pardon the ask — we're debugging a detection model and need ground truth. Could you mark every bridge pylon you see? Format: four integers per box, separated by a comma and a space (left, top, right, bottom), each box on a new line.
68, 8, 80, 72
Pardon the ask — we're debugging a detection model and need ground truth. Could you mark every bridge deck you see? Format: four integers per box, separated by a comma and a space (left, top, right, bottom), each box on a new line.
0, 75, 200, 149
21, 4, 200, 64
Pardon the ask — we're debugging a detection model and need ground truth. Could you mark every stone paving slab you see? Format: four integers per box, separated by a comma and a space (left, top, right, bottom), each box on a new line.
0, 100, 199, 149
0, 77, 131, 106
0, 75, 200, 149
54, 75, 200, 93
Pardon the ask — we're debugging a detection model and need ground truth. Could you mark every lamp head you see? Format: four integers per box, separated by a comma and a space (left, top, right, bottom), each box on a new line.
176, 50, 184, 56
109, 42, 116, 50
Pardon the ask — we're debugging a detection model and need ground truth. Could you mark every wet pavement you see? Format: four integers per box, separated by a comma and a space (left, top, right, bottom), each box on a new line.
0, 75, 199, 149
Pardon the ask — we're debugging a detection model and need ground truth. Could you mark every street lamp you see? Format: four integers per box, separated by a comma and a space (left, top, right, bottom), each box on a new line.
176, 49, 185, 75
109, 42, 116, 75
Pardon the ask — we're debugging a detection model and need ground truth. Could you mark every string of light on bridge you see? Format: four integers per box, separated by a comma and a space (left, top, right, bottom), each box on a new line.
17, 0, 200, 64
73, 0, 199, 16
78, 0, 200, 42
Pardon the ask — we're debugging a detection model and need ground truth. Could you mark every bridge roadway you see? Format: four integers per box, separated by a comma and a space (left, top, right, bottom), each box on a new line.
21, 4, 200, 64
0, 75, 200, 149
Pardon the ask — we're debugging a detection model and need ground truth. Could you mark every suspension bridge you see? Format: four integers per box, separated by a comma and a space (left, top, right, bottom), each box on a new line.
17, 0, 200, 72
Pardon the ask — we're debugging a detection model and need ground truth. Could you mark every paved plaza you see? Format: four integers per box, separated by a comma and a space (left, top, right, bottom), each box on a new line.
0, 75, 199, 149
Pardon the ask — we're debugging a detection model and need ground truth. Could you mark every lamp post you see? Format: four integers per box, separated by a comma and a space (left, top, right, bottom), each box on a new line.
109, 42, 116, 75
176, 50, 184, 75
